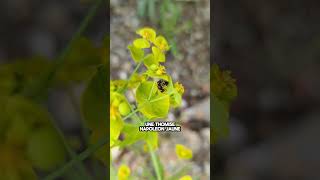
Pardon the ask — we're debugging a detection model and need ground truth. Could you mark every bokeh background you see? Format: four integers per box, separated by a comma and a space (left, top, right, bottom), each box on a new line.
0, 0, 108, 179
110, 0, 210, 179
213, 0, 320, 179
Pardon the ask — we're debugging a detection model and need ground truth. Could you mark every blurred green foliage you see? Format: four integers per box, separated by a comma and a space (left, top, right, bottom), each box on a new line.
137, 0, 192, 57
211, 64, 237, 144
0, 95, 66, 179
81, 65, 108, 165
0, 35, 108, 179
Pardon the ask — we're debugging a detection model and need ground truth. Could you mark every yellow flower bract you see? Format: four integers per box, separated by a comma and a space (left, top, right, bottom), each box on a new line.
175, 144, 193, 160
136, 27, 156, 43
154, 36, 170, 51
179, 175, 193, 180
174, 82, 185, 95
156, 65, 166, 75
118, 164, 130, 180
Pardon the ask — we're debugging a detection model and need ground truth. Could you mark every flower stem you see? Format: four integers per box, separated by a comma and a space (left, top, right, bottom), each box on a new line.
147, 141, 163, 180
148, 81, 156, 100
120, 61, 143, 93
48, 119, 91, 180
123, 108, 140, 121
44, 135, 108, 180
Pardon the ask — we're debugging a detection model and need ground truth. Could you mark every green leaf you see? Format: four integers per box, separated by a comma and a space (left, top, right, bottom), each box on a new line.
119, 123, 146, 147
211, 64, 237, 103
170, 92, 182, 108
145, 132, 158, 150
136, 81, 170, 119
0, 56, 51, 95
5, 116, 33, 146
5, 95, 53, 127
127, 73, 146, 89
211, 97, 230, 144
167, 78, 182, 107
63, 37, 101, 64
152, 46, 165, 62
211, 64, 237, 144
56, 37, 103, 84
26, 127, 67, 171
0, 95, 55, 145
81, 65, 108, 130
110, 116, 124, 147
143, 54, 159, 69
133, 38, 150, 49
128, 45, 144, 62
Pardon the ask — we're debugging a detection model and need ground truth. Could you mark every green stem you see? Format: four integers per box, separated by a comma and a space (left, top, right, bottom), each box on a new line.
66, 86, 90, 142
148, 81, 156, 100
44, 135, 108, 180
120, 61, 143, 93
48, 119, 91, 180
123, 108, 140, 121
150, 92, 174, 103
147, 141, 163, 180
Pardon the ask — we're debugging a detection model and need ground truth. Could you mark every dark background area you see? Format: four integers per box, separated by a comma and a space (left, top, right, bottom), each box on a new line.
0, 0, 108, 179
0, 0, 107, 138
213, 0, 320, 179
0, 0, 107, 61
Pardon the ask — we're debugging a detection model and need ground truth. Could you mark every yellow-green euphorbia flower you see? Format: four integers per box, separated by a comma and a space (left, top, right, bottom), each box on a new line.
179, 175, 193, 180
174, 82, 185, 95
154, 36, 170, 52
110, 92, 125, 147
175, 144, 193, 160
155, 65, 166, 75
136, 27, 156, 43
117, 164, 130, 180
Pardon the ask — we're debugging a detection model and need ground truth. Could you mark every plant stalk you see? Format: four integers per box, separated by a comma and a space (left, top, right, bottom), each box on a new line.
120, 61, 143, 93
44, 135, 108, 180
148, 141, 163, 180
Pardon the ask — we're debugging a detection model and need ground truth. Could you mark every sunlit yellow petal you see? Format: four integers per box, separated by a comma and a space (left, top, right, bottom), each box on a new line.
133, 38, 150, 49
136, 27, 156, 42
174, 82, 184, 95
152, 46, 165, 62
118, 164, 130, 180
175, 144, 193, 160
155, 65, 166, 75
179, 175, 193, 180
154, 36, 170, 51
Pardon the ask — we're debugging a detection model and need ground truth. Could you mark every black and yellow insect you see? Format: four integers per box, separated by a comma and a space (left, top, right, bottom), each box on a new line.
157, 79, 169, 93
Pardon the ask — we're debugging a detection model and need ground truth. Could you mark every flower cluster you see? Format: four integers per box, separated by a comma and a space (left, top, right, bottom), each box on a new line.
111, 27, 193, 179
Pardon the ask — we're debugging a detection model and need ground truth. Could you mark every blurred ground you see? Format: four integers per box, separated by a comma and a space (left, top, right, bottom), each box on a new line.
110, 0, 210, 179
213, 0, 320, 179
